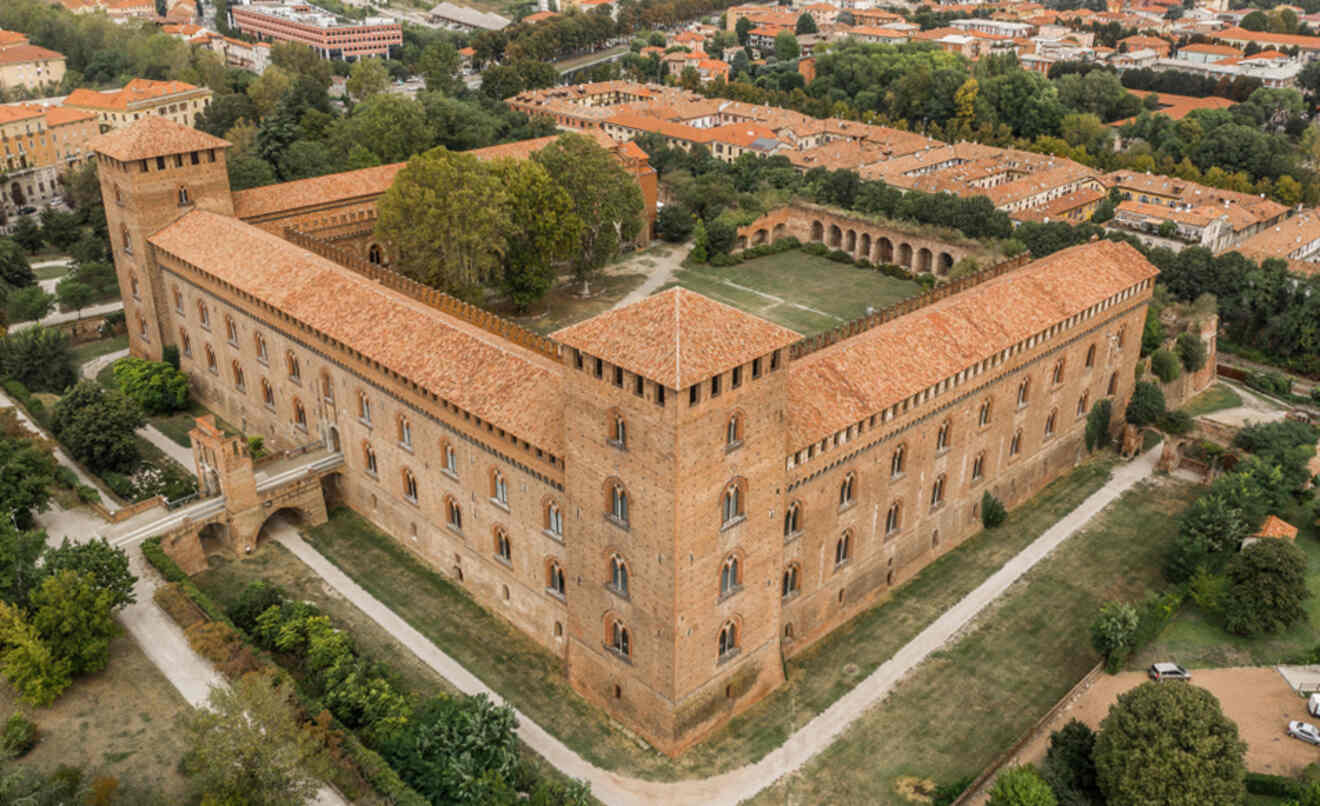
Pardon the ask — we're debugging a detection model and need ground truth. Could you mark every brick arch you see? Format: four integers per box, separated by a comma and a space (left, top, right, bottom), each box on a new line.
938, 252, 954, 275
721, 476, 748, 524
724, 408, 747, 445
828, 224, 842, 248
898, 242, 913, 268
811, 220, 824, 241
859, 232, 871, 258
492, 524, 512, 559
784, 499, 804, 537
917, 247, 933, 273
605, 406, 627, 445
719, 548, 745, 592
845, 229, 856, 253
541, 493, 564, 534
603, 610, 631, 656
544, 555, 566, 592
876, 236, 893, 263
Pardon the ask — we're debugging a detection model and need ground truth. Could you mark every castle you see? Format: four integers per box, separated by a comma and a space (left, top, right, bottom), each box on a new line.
90, 116, 1162, 755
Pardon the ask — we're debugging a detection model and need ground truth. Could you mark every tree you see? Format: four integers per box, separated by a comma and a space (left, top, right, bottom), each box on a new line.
533, 134, 644, 294
179, 673, 330, 806
0, 422, 58, 528
50, 382, 145, 474
0, 521, 47, 608
1125, 381, 1165, 428
1241, 9, 1269, 30
381, 694, 521, 805
376, 147, 509, 298
657, 202, 695, 242
481, 64, 525, 100
1222, 539, 1310, 636
328, 94, 432, 165
419, 41, 461, 94
112, 357, 189, 415
795, 11, 817, 34
988, 766, 1056, 806
346, 57, 389, 101
1042, 720, 1099, 803
54, 277, 95, 326
0, 599, 71, 707
981, 491, 1007, 528
0, 326, 76, 393
1175, 332, 1206, 372
490, 158, 582, 311
9, 219, 42, 254
246, 64, 294, 119
4, 286, 52, 324
229, 154, 278, 190
1094, 681, 1245, 806
0, 239, 35, 288
42, 538, 136, 610
774, 30, 800, 61
1085, 398, 1113, 452
735, 16, 752, 45
28, 570, 118, 677
1141, 305, 1165, 356
38, 209, 79, 251
1150, 349, 1181, 383
1090, 600, 1138, 670
1165, 493, 1250, 582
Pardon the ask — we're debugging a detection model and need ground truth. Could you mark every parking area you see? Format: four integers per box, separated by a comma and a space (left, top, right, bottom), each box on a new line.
1014, 667, 1320, 776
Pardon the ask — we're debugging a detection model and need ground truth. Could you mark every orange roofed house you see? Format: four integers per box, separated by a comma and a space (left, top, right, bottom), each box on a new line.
90, 116, 1164, 756
0, 30, 66, 92
65, 78, 213, 134
1, 104, 98, 220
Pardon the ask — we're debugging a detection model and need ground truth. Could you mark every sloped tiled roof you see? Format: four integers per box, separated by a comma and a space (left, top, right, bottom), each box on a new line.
149, 210, 564, 452
233, 162, 405, 220
86, 115, 229, 161
787, 240, 1159, 448
66, 78, 202, 111
554, 287, 800, 390
0, 44, 64, 65
1256, 515, 1299, 540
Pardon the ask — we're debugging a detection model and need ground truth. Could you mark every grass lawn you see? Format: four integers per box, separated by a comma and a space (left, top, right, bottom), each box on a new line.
0, 633, 193, 804
191, 540, 600, 804
491, 271, 648, 336
666, 250, 923, 335
296, 454, 1119, 780
747, 476, 1202, 806
1132, 507, 1320, 670
1181, 382, 1244, 418
33, 263, 69, 281
70, 333, 129, 367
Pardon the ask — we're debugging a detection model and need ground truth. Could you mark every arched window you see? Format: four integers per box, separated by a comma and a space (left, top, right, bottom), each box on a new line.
442, 441, 458, 475
1077, 392, 1089, 417
1107, 372, 1118, 396
718, 621, 739, 659
835, 531, 852, 565
1116, 325, 1126, 348
363, 442, 377, 475
930, 475, 946, 509
261, 377, 274, 408
545, 500, 564, 537
368, 243, 383, 265
547, 560, 565, 596
719, 555, 741, 596
936, 420, 951, 451
885, 501, 902, 534
838, 473, 855, 507
137, 314, 148, 338
491, 469, 508, 505
1051, 359, 1065, 385
783, 502, 801, 537
609, 412, 626, 447
721, 480, 744, 525
254, 332, 268, 363
609, 554, 629, 596
402, 468, 418, 503
446, 497, 462, 530
232, 361, 245, 391
609, 482, 629, 525
1085, 343, 1096, 368
890, 445, 905, 477
179, 330, 192, 357
113, 184, 122, 205
224, 316, 238, 344
978, 399, 992, 427
398, 416, 412, 449
121, 224, 132, 254
1010, 429, 1023, 456
1017, 378, 1030, 407
129, 274, 140, 299
495, 529, 512, 563
782, 564, 800, 598
1045, 409, 1057, 437
293, 398, 307, 430
177, 185, 190, 206
173, 288, 184, 313
286, 352, 300, 381
609, 618, 630, 657
197, 300, 209, 328
726, 412, 744, 447
204, 344, 217, 373
358, 391, 372, 424
320, 371, 333, 403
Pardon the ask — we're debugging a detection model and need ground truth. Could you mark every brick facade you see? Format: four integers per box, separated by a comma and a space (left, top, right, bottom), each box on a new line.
93, 118, 1158, 757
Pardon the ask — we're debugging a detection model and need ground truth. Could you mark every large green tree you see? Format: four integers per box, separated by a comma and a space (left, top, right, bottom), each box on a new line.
1094, 682, 1246, 806
1222, 539, 1310, 636
28, 570, 118, 677
490, 157, 582, 310
42, 538, 136, 610
50, 382, 145, 474
0, 325, 75, 393
328, 94, 431, 165
112, 357, 190, 416
0, 520, 47, 608
419, 41, 461, 93
533, 134, 644, 293
0, 417, 58, 527
5, 286, 53, 324
381, 694, 521, 805
0, 239, 35, 288
346, 56, 389, 101
0, 598, 71, 706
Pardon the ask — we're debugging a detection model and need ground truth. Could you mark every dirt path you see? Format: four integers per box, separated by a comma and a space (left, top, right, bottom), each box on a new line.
610, 243, 692, 309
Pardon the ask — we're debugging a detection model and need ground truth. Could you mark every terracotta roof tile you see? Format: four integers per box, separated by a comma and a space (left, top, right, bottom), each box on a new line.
787, 240, 1158, 448
149, 210, 564, 452
1256, 515, 1298, 540
66, 78, 203, 111
0, 44, 63, 65
554, 287, 800, 389
86, 115, 228, 161
233, 162, 404, 220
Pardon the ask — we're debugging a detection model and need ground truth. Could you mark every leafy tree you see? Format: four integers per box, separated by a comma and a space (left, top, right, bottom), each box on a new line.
179, 673, 330, 806
381, 694, 521, 805
419, 41, 461, 93
0, 521, 46, 608
1175, 332, 1206, 372
0, 422, 58, 529
1090, 601, 1138, 670
54, 277, 95, 326
774, 31, 800, 61
346, 57, 389, 101
1140, 305, 1165, 356
705, 217, 736, 255
1125, 381, 1165, 428
1042, 720, 1099, 803
735, 16, 752, 45
657, 202, 695, 242
28, 570, 118, 677
50, 382, 145, 474
112, 357, 189, 416
278, 140, 338, 182
1241, 9, 1269, 30
0, 239, 35, 288
1094, 681, 1245, 806
37, 210, 79, 251
376, 147, 509, 298
328, 94, 431, 166
981, 491, 1006, 528
4, 286, 52, 324
1164, 493, 1250, 582
491, 158, 582, 310
988, 766, 1056, 806
42, 538, 136, 611
1085, 399, 1112, 452
229, 154, 278, 190
1150, 349, 1181, 384
482, 64, 525, 100
1223, 539, 1310, 636
0, 326, 76, 393
0, 599, 71, 707
795, 11, 817, 34
8, 219, 42, 254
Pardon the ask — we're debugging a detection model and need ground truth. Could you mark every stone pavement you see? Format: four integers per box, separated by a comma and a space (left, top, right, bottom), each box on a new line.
10, 299, 123, 332
81, 347, 195, 469
274, 446, 1162, 806
611, 243, 692, 310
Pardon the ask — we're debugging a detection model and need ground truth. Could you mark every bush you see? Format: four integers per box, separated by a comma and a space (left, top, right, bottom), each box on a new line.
1085, 399, 1112, 452
247, 435, 266, 459
1091, 601, 1139, 673
1042, 720, 1099, 803
0, 327, 76, 394
708, 252, 741, 266
1176, 332, 1207, 373
112, 357, 190, 416
981, 491, 1007, 529
53, 466, 78, 489
1245, 370, 1292, 397
228, 581, 286, 634
1125, 381, 1166, 427
827, 249, 853, 263
1244, 771, 1304, 799
154, 583, 205, 630
656, 202, 695, 242
801, 242, 829, 256
933, 776, 975, 806
1130, 590, 1184, 650
2, 712, 37, 757
74, 484, 100, 504
161, 344, 180, 371
1149, 349, 1181, 384
1157, 409, 1193, 435
987, 765, 1056, 806
1223, 539, 1310, 637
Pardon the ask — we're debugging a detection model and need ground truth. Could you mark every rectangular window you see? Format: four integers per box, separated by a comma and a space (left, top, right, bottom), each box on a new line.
770, 350, 781, 371
574, 349, 583, 370
731, 366, 742, 389
752, 357, 762, 379
613, 366, 623, 388
655, 384, 665, 407
156, 156, 165, 170
689, 384, 699, 406
594, 358, 603, 379
710, 374, 721, 397
634, 375, 644, 397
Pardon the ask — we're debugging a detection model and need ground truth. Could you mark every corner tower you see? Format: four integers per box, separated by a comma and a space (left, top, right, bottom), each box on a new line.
554, 289, 799, 755
87, 117, 233, 360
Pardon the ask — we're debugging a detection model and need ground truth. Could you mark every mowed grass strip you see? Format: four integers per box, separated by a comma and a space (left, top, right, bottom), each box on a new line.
1179, 382, 1244, 418
295, 456, 1118, 780
746, 477, 1199, 806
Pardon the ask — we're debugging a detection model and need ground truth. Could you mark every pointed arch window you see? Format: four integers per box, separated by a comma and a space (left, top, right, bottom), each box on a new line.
320, 371, 334, 404
293, 398, 307, 430
1017, 378, 1031, 407
719, 554, 741, 597
494, 528, 512, 564
718, 621, 739, 660
721, 480, 744, 525
363, 442, 377, 475
286, 352, 300, 382
173, 288, 184, 314
1077, 392, 1090, 417
782, 564, 800, 598
936, 420, 951, 452
232, 361, 245, 392
545, 500, 564, 538
1051, 359, 1065, 385
609, 618, 631, 658
224, 316, 238, 345
547, 560, 566, 597
609, 554, 629, 597
402, 468, 418, 503
835, 530, 852, 566
261, 377, 275, 409
890, 445, 906, 478
446, 497, 463, 531
609, 482, 629, 526
609, 412, 627, 448
971, 452, 985, 481
885, 501, 902, 535
1045, 409, 1057, 438
838, 472, 856, 508
726, 412, 744, 447
254, 332, 268, 364
978, 399, 992, 427
179, 330, 192, 357
121, 224, 132, 254
1085, 343, 1097, 368
1107, 372, 1118, 396
491, 469, 508, 505
197, 300, 209, 329
358, 391, 372, 425
1010, 429, 1023, 456
930, 474, 946, 509
204, 344, 217, 373
442, 441, 458, 475
398, 415, 412, 449
783, 501, 801, 538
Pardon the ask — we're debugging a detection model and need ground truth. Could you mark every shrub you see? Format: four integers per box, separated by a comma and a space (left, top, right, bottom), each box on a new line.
1176, 332, 1207, 372
854, 258, 871, 268
656, 203, 694, 242
75, 484, 100, 504
0, 327, 76, 393
154, 583, 206, 630
708, 252, 740, 266
1223, 539, 1310, 637
1150, 349, 1181, 384
1091, 601, 1138, 673
228, 581, 286, 634
987, 765, 1056, 806
801, 242, 829, 256
247, 435, 266, 459
1085, 399, 1112, 452
53, 466, 78, 489
2, 712, 37, 757
1245, 370, 1292, 397
1244, 772, 1304, 799
161, 344, 180, 370
981, 491, 1007, 529
1042, 720, 1099, 803
112, 358, 189, 416
933, 776, 975, 806
1157, 409, 1193, 435
827, 249, 853, 263
1130, 590, 1184, 650
1125, 381, 1166, 427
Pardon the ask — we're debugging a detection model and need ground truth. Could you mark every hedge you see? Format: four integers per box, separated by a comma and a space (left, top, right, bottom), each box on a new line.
140, 537, 231, 625
1245, 772, 1304, 799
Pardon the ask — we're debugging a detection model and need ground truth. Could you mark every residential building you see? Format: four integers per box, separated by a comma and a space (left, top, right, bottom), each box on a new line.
65, 78, 213, 133
0, 103, 97, 218
1104, 170, 1289, 251
0, 30, 66, 93
229, 1, 403, 60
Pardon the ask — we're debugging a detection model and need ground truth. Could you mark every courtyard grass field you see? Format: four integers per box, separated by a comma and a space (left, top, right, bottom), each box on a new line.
747, 476, 1201, 806
665, 250, 924, 335
277, 454, 1120, 781
1180, 382, 1244, 418
494, 270, 648, 336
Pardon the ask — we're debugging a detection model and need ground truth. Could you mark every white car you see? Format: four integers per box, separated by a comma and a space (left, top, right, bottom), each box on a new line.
1288, 721, 1320, 745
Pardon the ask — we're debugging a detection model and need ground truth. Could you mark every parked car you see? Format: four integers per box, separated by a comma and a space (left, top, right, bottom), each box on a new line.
1148, 662, 1191, 681
1289, 721, 1320, 745
1308, 693, 1320, 717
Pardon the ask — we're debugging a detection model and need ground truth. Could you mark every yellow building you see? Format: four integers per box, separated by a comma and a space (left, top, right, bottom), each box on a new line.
65, 79, 213, 134
1, 103, 98, 218
0, 30, 66, 94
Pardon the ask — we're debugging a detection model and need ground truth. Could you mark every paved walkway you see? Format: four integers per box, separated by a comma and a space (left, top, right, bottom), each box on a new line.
81, 347, 129, 381
1203, 380, 1291, 428
273, 446, 1162, 806
10, 299, 123, 332
611, 243, 692, 310
79, 347, 195, 468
